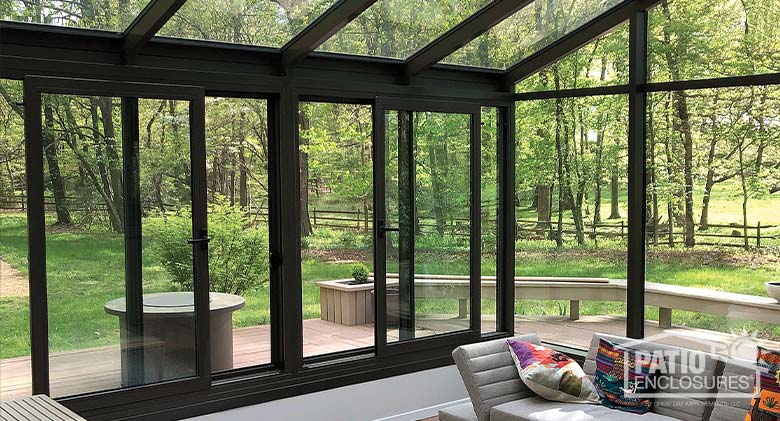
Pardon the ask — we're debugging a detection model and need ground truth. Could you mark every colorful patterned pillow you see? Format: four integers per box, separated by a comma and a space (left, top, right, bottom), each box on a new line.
746, 347, 780, 420
593, 338, 658, 414
507, 339, 599, 403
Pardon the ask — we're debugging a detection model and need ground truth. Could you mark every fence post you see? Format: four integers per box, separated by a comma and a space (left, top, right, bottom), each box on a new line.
757, 222, 761, 248
313, 208, 317, 227
621, 221, 625, 237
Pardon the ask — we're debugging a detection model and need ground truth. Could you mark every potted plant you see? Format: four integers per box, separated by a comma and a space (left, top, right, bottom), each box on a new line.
348, 263, 370, 285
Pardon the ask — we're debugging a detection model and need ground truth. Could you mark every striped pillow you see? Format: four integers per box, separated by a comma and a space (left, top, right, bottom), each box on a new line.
746, 347, 780, 420
594, 338, 657, 414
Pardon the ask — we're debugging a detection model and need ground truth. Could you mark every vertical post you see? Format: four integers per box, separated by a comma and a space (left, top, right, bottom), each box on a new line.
313, 208, 317, 227
373, 100, 387, 354
627, 9, 648, 340
279, 88, 303, 372
189, 95, 211, 378
469, 108, 482, 334
122, 97, 145, 386
267, 95, 284, 367
757, 222, 761, 248
397, 110, 415, 341
497, 105, 516, 335
24, 81, 49, 396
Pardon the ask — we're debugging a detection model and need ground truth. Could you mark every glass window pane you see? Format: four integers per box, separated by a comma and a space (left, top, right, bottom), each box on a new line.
299, 102, 374, 358
644, 86, 780, 357
203, 97, 271, 370
158, 0, 337, 47
481, 107, 498, 333
514, 95, 628, 350
444, 0, 621, 69
318, 0, 490, 59
515, 22, 628, 92
1, 0, 151, 32
386, 110, 473, 344
38, 94, 200, 398
0, 79, 30, 400
648, 0, 780, 82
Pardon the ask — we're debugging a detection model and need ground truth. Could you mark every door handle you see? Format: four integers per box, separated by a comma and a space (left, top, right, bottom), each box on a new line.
377, 219, 399, 239
188, 229, 210, 245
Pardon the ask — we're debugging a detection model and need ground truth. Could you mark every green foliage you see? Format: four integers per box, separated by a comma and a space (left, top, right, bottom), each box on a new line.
338, 230, 359, 248
351, 263, 369, 284
148, 203, 269, 295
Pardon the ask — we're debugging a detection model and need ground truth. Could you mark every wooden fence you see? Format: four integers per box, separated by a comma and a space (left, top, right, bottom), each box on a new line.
3, 196, 778, 248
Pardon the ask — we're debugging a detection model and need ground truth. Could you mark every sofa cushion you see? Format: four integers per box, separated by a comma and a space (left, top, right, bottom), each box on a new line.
452, 334, 540, 421
439, 402, 479, 421
593, 337, 657, 414
754, 347, 780, 418
710, 358, 756, 421
489, 396, 680, 421
584, 333, 724, 421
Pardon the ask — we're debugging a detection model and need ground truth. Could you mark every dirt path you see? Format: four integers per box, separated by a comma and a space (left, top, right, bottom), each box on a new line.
0, 258, 27, 297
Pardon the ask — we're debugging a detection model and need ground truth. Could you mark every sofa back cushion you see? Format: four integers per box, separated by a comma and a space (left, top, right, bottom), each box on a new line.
710, 358, 758, 421
583, 333, 724, 421
452, 334, 540, 421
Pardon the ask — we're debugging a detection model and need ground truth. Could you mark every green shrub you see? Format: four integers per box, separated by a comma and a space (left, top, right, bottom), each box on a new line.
148, 203, 269, 296
339, 230, 358, 247
351, 263, 370, 284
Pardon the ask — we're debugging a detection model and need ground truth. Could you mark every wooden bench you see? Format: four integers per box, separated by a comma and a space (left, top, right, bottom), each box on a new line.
383, 274, 780, 327
1, 394, 86, 420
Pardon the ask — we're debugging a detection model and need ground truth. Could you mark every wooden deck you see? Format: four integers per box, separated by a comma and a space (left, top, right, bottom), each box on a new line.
2, 316, 777, 401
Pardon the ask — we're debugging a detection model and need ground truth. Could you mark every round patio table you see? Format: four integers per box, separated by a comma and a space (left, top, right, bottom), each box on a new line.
105, 292, 244, 385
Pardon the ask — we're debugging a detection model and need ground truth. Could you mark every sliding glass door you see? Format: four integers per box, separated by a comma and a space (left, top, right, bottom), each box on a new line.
374, 98, 481, 355
23, 76, 209, 398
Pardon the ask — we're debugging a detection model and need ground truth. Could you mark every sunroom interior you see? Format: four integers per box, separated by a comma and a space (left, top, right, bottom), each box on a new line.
1, 0, 779, 419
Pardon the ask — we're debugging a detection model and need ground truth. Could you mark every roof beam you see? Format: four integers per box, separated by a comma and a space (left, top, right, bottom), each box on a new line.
281, 0, 379, 71
122, 0, 187, 63
502, 0, 662, 88
403, 0, 533, 82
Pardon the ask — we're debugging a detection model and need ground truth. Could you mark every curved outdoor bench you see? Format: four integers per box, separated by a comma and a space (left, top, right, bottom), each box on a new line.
317, 274, 780, 327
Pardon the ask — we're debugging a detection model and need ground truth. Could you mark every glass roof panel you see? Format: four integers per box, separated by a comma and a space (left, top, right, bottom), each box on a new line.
443, 0, 622, 69
516, 22, 628, 92
1, 0, 151, 31
158, 0, 338, 47
317, 0, 491, 60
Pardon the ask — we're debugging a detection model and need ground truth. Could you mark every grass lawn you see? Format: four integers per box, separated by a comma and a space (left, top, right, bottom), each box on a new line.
1, 211, 779, 359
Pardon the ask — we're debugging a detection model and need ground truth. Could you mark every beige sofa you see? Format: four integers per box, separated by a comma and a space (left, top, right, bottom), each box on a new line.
440, 333, 755, 421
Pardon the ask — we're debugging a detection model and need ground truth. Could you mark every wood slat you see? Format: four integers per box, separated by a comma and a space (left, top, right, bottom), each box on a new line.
0, 395, 85, 420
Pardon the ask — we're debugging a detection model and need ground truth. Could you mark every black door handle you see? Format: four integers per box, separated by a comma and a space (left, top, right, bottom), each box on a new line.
377, 219, 399, 239
188, 229, 211, 245
187, 236, 211, 244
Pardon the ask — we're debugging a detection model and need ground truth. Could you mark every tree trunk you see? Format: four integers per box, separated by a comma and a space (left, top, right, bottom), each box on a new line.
536, 185, 551, 234
661, 1, 695, 247
648, 97, 659, 245
299, 109, 313, 237
239, 110, 248, 209
98, 97, 124, 232
699, 95, 719, 231
43, 98, 72, 226
554, 69, 564, 247
738, 143, 749, 250
428, 137, 446, 236
663, 104, 676, 248
608, 171, 620, 219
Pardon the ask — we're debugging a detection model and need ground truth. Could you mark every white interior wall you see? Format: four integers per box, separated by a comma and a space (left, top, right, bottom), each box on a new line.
184, 365, 469, 421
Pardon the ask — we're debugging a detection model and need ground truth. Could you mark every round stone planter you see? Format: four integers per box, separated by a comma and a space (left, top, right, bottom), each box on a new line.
765, 282, 780, 302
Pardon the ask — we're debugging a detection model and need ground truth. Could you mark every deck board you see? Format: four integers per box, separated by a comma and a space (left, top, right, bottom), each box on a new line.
2, 316, 777, 400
